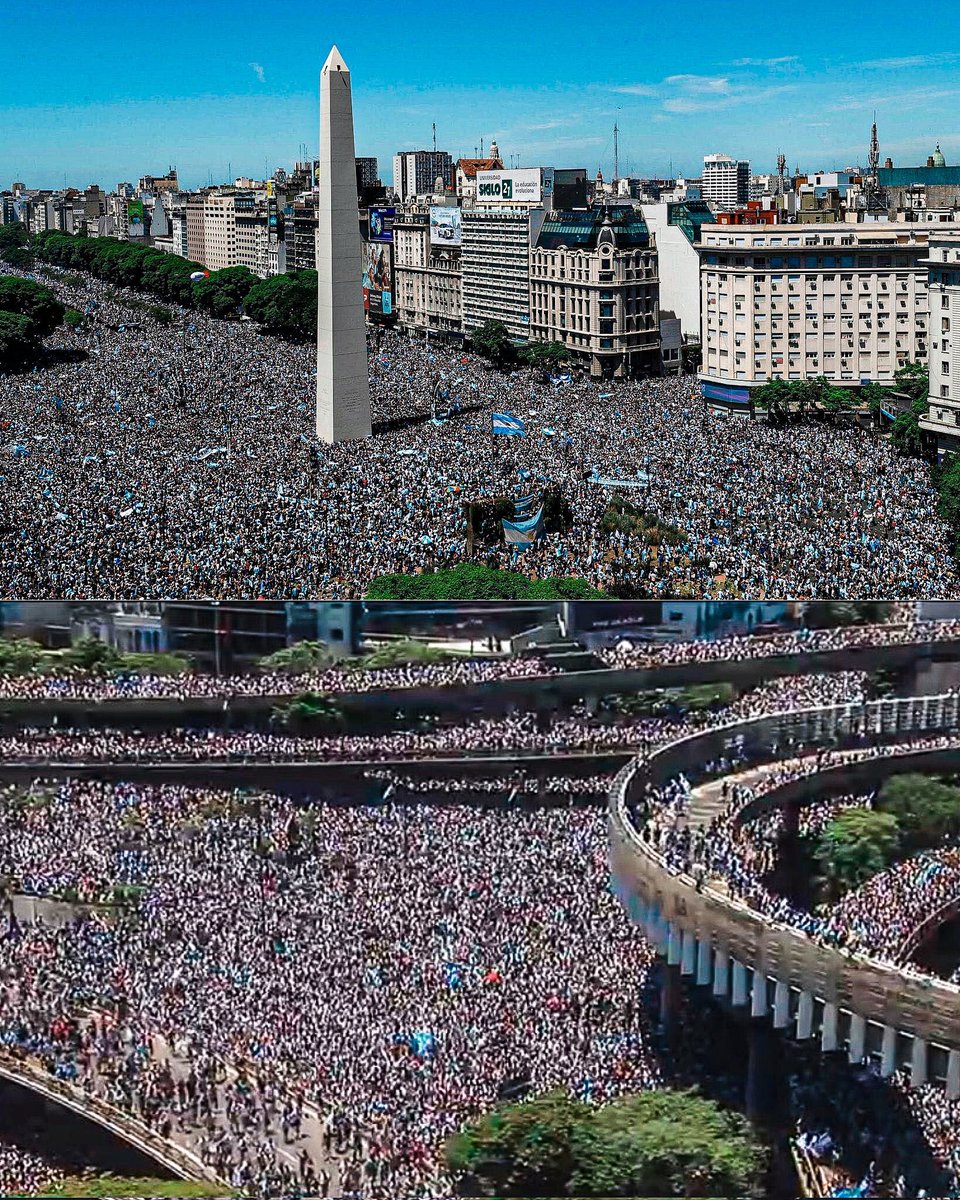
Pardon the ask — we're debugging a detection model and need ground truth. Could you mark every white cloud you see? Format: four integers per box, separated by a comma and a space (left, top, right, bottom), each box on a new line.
855, 52, 960, 70
250, 62, 266, 83
664, 74, 732, 94
730, 55, 798, 67
610, 83, 659, 96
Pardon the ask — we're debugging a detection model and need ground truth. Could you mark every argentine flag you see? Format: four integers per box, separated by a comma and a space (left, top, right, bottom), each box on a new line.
492, 412, 526, 437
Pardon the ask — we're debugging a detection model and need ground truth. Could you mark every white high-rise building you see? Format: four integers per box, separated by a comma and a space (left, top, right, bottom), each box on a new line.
316, 45, 371, 443
697, 223, 948, 409
702, 154, 750, 212
921, 233, 960, 457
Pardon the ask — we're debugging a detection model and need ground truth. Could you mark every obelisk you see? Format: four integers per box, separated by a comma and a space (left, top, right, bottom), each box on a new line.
316, 45, 371, 443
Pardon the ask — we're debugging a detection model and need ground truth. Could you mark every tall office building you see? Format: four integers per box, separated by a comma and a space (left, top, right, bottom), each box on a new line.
392, 150, 454, 201
921, 233, 960, 458
702, 154, 750, 212
461, 207, 546, 339
356, 157, 379, 189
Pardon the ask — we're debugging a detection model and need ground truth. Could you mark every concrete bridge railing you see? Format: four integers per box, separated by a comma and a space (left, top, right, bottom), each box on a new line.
609, 690, 960, 1096
0, 1047, 218, 1183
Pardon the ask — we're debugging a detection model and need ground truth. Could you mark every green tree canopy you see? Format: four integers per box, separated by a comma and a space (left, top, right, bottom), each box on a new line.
445, 1088, 767, 1197
272, 691, 345, 735
815, 808, 901, 899
259, 640, 337, 674
0, 275, 65, 337
0, 310, 43, 370
366, 563, 605, 599
0, 637, 46, 676
894, 360, 929, 403
62, 635, 124, 675
243, 271, 317, 337
469, 320, 516, 366
518, 340, 568, 367
875, 774, 960, 854
362, 638, 451, 670
192, 265, 258, 318
890, 410, 924, 458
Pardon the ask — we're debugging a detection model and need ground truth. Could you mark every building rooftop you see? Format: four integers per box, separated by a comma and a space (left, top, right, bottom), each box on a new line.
535, 204, 649, 250
456, 157, 503, 178
878, 165, 960, 186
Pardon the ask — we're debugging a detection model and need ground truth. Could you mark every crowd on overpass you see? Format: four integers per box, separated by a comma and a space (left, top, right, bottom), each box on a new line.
597, 617, 960, 670
0, 614, 956, 708
636, 735, 960, 970
0, 670, 870, 767
1, 267, 955, 598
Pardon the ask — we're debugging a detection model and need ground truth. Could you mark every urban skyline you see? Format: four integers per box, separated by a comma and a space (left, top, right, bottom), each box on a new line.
5, 0, 960, 189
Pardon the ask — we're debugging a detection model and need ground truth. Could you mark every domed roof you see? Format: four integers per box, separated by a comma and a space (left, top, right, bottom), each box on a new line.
933, 143, 947, 167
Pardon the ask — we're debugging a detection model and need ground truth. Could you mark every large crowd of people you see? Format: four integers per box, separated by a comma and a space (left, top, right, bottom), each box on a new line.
0, 670, 871, 765
0, 781, 664, 1197
1, 266, 955, 597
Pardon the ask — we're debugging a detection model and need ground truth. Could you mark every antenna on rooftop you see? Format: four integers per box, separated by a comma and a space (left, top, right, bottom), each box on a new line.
613, 118, 620, 189
433, 122, 437, 153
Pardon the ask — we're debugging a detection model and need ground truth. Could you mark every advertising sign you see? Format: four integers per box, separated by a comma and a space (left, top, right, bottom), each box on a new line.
476, 168, 542, 204
368, 206, 395, 243
266, 180, 274, 198
362, 240, 393, 318
542, 167, 555, 196
127, 198, 145, 236
429, 206, 462, 247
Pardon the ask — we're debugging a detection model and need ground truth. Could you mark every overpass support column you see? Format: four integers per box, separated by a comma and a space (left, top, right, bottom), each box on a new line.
848, 1013, 866, 1064
750, 970, 768, 1019
696, 937, 712, 986
772, 980, 790, 1029
659, 963, 681, 1032
781, 801, 799, 838
667, 923, 682, 967
881, 1025, 898, 1078
680, 929, 696, 976
731, 959, 748, 1007
947, 1050, 960, 1101
712, 949, 729, 999
821, 1002, 838, 1053
796, 991, 814, 1040
910, 1037, 928, 1088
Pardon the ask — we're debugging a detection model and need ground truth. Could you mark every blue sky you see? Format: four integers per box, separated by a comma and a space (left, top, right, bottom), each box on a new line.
4, 0, 960, 190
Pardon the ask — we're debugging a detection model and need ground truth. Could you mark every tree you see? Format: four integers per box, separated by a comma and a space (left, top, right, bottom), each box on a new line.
259, 640, 336, 674
0, 637, 45, 676
63, 308, 84, 328
469, 320, 516, 367
0, 276, 65, 338
273, 692, 345, 735
875, 774, 960, 854
890, 410, 924, 458
893, 360, 929, 404
62, 635, 123, 675
936, 454, 960, 530
518, 340, 568, 367
361, 638, 451, 669
445, 1088, 767, 1198
751, 378, 794, 425
243, 271, 318, 337
365, 564, 605, 599
193, 266, 257, 318
815, 809, 901, 899
681, 342, 702, 374
861, 382, 889, 414
0, 310, 42, 370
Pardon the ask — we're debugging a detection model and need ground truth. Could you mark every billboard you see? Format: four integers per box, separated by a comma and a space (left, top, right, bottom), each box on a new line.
127, 198, 145, 236
429, 206, 461, 247
368, 206, 395, 243
476, 168, 542, 205
362, 240, 393, 317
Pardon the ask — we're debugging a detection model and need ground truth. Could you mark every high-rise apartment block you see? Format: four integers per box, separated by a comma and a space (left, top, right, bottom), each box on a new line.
356, 157, 379, 189
392, 150, 454, 201
697, 224, 950, 408
702, 154, 750, 212
921, 233, 960, 458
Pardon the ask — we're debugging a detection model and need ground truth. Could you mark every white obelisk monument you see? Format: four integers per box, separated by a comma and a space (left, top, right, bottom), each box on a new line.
316, 46, 371, 443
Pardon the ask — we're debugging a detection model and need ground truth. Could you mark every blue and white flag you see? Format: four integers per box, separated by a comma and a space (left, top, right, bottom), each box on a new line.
503, 505, 544, 545
492, 412, 525, 437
